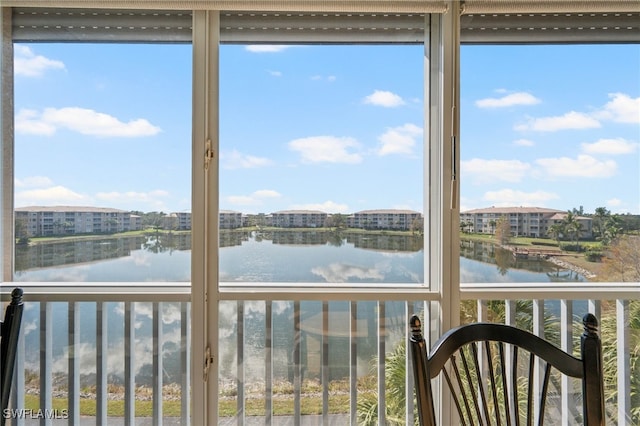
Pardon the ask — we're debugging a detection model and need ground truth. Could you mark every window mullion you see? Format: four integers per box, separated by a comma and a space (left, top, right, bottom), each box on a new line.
191, 9, 220, 426
1, 7, 15, 282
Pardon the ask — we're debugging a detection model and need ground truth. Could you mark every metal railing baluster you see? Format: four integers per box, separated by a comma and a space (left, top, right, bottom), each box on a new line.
124, 302, 135, 426
322, 301, 329, 425
180, 302, 190, 426
265, 301, 272, 425
617, 300, 630, 425
236, 301, 244, 425
560, 299, 573, 424
377, 301, 386, 426
68, 301, 80, 426
39, 302, 52, 426
152, 302, 163, 426
293, 301, 301, 421
96, 301, 108, 425
349, 301, 358, 426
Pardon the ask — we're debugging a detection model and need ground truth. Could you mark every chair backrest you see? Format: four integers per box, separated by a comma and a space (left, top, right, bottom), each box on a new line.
409, 313, 604, 426
1, 287, 24, 421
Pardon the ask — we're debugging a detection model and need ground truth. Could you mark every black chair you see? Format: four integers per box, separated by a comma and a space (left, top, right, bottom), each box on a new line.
1, 287, 24, 424
409, 313, 605, 426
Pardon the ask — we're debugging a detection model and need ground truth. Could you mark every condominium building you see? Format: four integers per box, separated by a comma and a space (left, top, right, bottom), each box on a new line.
460, 206, 593, 239
220, 210, 243, 229
271, 210, 328, 228
173, 211, 192, 230
347, 209, 423, 231
15, 206, 133, 237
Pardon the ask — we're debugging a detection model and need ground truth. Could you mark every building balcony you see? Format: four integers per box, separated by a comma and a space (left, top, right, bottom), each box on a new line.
2, 282, 638, 425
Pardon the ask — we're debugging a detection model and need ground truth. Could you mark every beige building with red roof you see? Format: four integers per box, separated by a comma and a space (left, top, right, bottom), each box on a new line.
460, 206, 592, 239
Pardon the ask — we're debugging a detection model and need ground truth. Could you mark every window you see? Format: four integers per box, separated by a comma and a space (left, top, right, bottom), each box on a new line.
5, 3, 636, 425
460, 44, 640, 285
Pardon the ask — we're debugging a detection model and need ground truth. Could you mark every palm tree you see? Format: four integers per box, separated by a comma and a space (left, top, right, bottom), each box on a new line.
547, 223, 565, 245
357, 340, 412, 425
593, 206, 610, 239
562, 211, 583, 248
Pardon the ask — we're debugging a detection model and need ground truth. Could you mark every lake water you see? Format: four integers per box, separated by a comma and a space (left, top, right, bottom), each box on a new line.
12, 231, 585, 383
14, 230, 584, 283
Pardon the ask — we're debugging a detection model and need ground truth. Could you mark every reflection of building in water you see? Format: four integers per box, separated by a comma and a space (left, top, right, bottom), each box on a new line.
269, 230, 328, 245
219, 230, 249, 247
15, 237, 144, 271
346, 233, 423, 252
347, 209, 422, 231
15, 234, 193, 271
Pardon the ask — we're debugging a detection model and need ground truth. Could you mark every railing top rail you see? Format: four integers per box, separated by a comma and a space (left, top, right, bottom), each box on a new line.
461, 282, 640, 300
1, 281, 637, 302
0, 282, 191, 302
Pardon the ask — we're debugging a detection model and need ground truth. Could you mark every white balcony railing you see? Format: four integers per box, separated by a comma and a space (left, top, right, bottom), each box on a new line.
1, 282, 638, 425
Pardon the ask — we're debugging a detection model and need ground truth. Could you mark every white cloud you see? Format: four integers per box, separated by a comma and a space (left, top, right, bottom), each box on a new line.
363, 90, 405, 107
226, 190, 282, 206
221, 150, 273, 169
268, 70, 282, 77
535, 154, 617, 178
95, 190, 169, 204
475, 91, 541, 108
515, 111, 601, 132
461, 159, 531, 183
290, 200, 350, 213
513, 139, 535, 147
15, 185, 87, 207
311, 263, 385, 283
16, 107, 161, 137
483, 189, 560, 206
607, 198, 622, 207
15, 109, 57, 136
14, 45, 65, 77
376, 123, 422, 156
581, 138, 639, 155
289, 136, 362, 164
252, 189, 281, 199
595, 93, 640, 124
245, 45, 292, 53
15, 176, 54, 188
311, 75, 336, 82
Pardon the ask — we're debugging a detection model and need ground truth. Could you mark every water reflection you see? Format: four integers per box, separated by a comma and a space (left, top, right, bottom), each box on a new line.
14, 231, 584, 283
459, 239, 585, 282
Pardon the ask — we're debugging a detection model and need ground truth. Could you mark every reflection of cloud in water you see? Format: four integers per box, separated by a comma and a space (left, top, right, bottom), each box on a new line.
273, 301, 289, 315
459, 266, 512, 283
126, 250, 152, 267
311, 263, 385, 283
20, 265, 90, 282
379, 251, 416, 258
22, 318, 38, 336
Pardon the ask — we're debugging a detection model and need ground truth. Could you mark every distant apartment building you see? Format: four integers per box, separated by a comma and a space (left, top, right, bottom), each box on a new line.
460, 206, 592, 239
271, 210, 328, 228
15, 206, 133, 237
130, 214, 143, 231
169, 211, 192, 230
220, 210, 243, 229
347, 209, 423, 231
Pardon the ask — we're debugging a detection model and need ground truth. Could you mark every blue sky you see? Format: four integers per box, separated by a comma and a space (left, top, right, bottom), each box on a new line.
13, 42, 640, 216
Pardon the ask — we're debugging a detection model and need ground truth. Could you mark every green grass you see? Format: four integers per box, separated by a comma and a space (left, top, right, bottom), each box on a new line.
23, 379, 368, 418
24, 395, 183, 417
